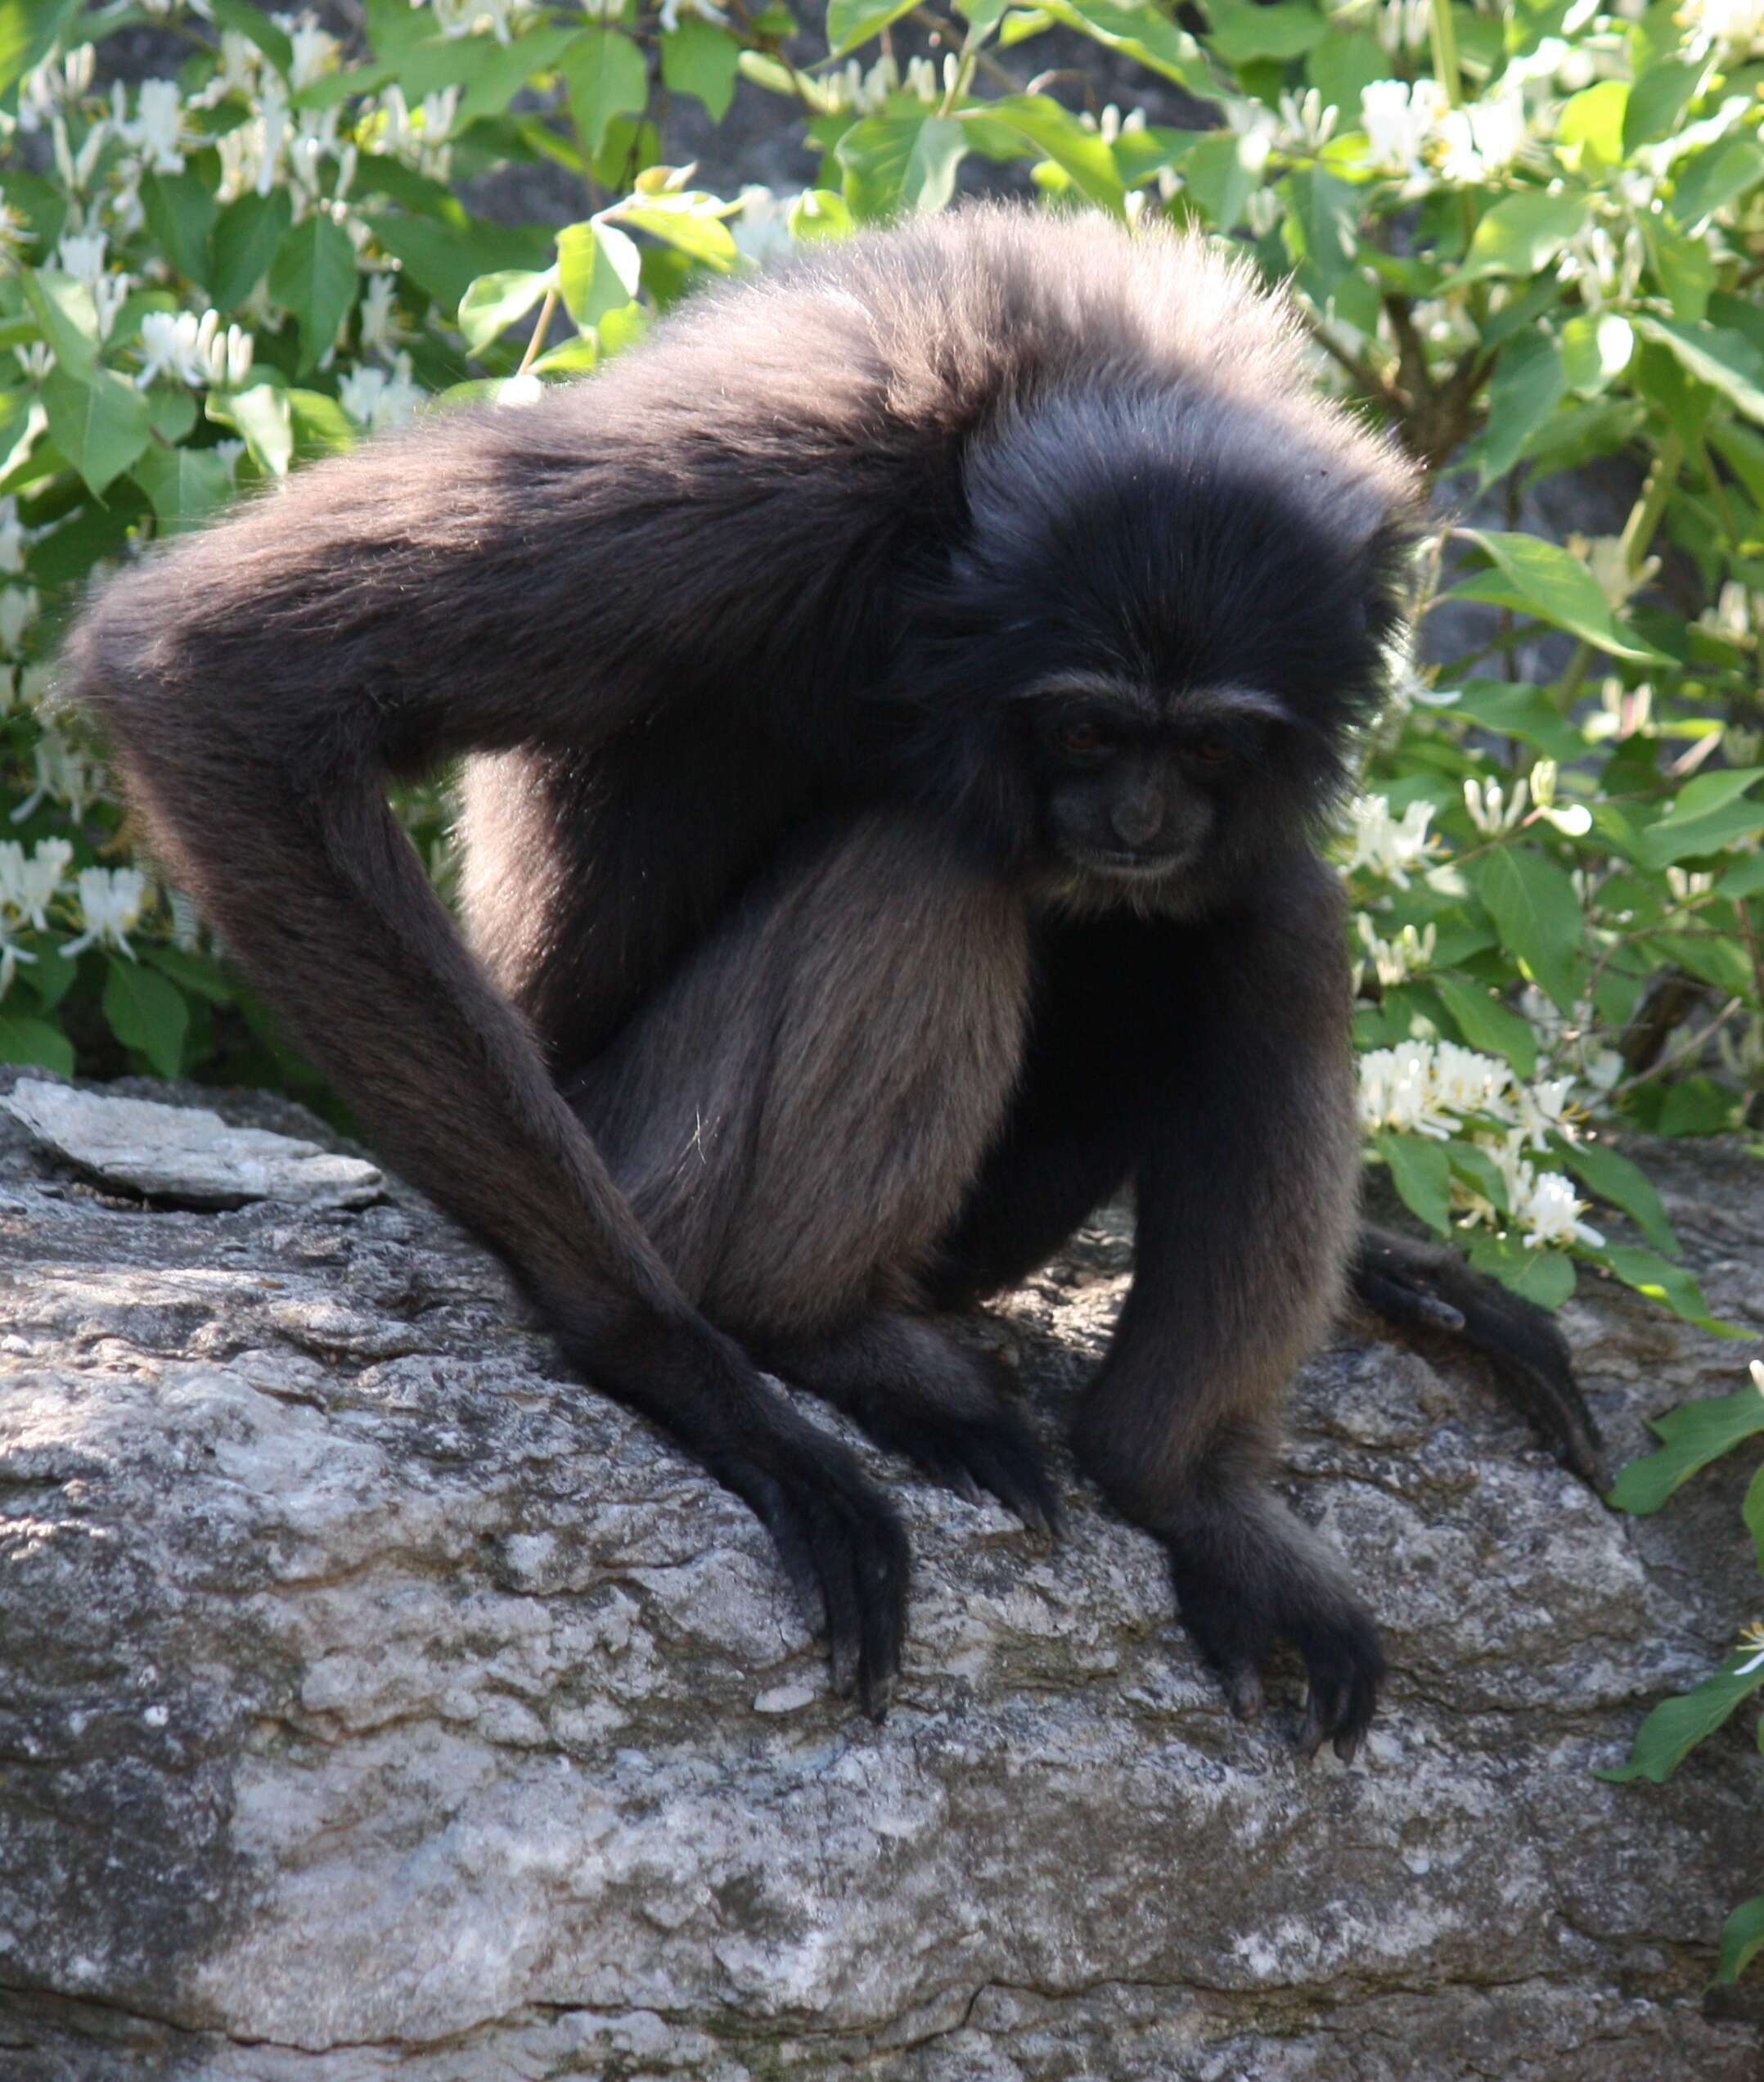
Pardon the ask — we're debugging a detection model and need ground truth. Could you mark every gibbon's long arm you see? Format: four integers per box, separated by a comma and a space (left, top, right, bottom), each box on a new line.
67, 359, 934, 1715
1070, 853, 1383, 1760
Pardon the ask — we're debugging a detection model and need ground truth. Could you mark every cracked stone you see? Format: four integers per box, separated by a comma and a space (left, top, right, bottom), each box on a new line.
0, 1066, 1759, 2080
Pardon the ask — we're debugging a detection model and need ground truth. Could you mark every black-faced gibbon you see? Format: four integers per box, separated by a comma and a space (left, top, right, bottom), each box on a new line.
65, 206, 1598, 1758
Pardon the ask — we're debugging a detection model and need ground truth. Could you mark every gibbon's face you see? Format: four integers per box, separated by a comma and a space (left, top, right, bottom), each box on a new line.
1026, 675, 1289, 888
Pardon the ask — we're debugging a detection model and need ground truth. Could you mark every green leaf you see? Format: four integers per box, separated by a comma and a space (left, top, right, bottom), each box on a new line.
1448, 528, 1657, 661
1631, 315, 1764, 428
147, 386, 199, 444
1375, 1132, 1452, 1235
1469, 330, 1566, 488
209, 381, 293, 476
1622, 56, 1703, 155
286, 387, 356, 454
980, 96, 1124, 217
1177, 128, 1258, 232
560, 29, 648, 158
1559, 312, 1632, 398
557, 223, 640, 328
268, 213, 359, 373
1557, 1138, 1677, 1255
1648, 226, 1713, 322
131, 442, 237, 534
458, 265, 554, 356
1305, 31, 1387, 115
613, 193, 740, 266
0, 1009, 74, 1076
1600, 1244, 1745, 1337
826, 0, 919, 54
1559, 79, 1627, 168
1717, 1893, 1764, 1986
0, 0, 80, 101
208, 188, 295, 313
210, 0, 295, 78
1433, 975, 1538, 1077
1456, 192, 1589, 282
1206, 0, 1325, 61
40, 367, 154, 498
1634, 769, 1764, 868
1595, 1654, 1764, 1783
1469, 845, 1585, 1015
452, 23, 580, 129
1670, 136, 1764, 230
102, 957, 189, 1079
1033, 0, 1213, 91
661, 18, 740, 118
19, 268, 98, 377
1447, 678, 1587, 764
788, 188, 855, 242
1467, 1230, 1577, 1309
142, 172, 219, 287
838, 116, 970, 219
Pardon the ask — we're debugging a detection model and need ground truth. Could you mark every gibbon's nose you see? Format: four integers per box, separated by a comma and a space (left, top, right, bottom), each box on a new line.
1110, 788, 1164, 849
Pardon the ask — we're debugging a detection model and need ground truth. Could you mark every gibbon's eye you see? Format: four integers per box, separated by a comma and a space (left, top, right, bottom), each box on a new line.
1191, 741, 1234, 766
1059, 719, 1114, 756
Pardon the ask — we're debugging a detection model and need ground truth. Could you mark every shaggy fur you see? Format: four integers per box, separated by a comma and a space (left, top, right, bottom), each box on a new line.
65, 207, 1584, 1751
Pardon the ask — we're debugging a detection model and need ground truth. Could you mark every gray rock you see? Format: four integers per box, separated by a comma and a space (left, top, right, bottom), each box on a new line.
0, 1077, 383, 1210
0, 1065, 1758, 2080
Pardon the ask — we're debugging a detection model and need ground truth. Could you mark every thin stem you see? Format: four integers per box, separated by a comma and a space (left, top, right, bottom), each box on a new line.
1429, 0, 1463, 108
517, 286, 559, 375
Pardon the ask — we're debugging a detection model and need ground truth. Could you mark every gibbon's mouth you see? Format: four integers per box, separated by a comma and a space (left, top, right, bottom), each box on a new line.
1069, 845, 1190, 880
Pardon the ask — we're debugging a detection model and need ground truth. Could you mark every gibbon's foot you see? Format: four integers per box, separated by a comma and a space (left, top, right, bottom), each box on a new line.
1164, 1513, 1385, 1764
711, 1426, 910, 1719
863, 1392, 1061, 1543
756, 1319, 1063, 1543
1351, 1224, 1608, 1491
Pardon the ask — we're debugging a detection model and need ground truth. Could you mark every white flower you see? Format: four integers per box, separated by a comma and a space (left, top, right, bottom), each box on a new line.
1463, 773, 1529, 836
1360, 78, 1447, 183
1436, 86, 1527, 183
114, 78, 186, 174
1514, 1075, 1579, 1151
731, 186, 794, 269
11, 730, 101, 822
277, 9, 340, 91
0, 499, 28, 578
338, 351, 422, 431
358, 273, 402, 356
1516, 1168, 1604, 1250
659, 0, 730, 27
1356, 915, 1437, 988
217, 79, 291, 200
0, 837, 73, 931
1342, 793, 1440, 887
1681, 0, 1764, 49
137, 310, 254, 390
64, 866, 149, 958
0, 585, 39, 656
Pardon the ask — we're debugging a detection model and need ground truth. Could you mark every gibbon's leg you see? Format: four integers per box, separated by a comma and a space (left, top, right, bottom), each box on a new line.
1031, 859, 1385, 1762
1350, 1227, 1605, 1487
562, 813, 1052, 1533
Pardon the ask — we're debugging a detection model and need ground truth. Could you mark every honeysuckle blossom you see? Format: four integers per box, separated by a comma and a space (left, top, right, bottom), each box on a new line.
731, 187, 794, 268
16, 46, 95, 134
1515, 1167, 1604, 1250
1356, 915, 1437, 989
11, 731, 101, 823
1435, 87, 1527, 183
1514, 1075, 1581, 1151
357, 273, 403, 356
339, 352, 423, 431
63, 867, 149, 958
371, 86, 459, 179
0, 585, 38, 656
659, 0, 731, 29
0, 499, 27, 579
281, 11, 342, 92
112, 78, 186, 175
217, 79, 292, 200
0, 837, 72, 932
423, 0, 541, 43
137, 309, 254, 390
1682, 0, 1764, 52
1360, 78, 1448, 185
1342, 793, 1441, 887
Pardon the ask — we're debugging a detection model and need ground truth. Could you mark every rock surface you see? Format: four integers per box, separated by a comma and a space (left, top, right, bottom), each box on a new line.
0, 1066, 1760, 2080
